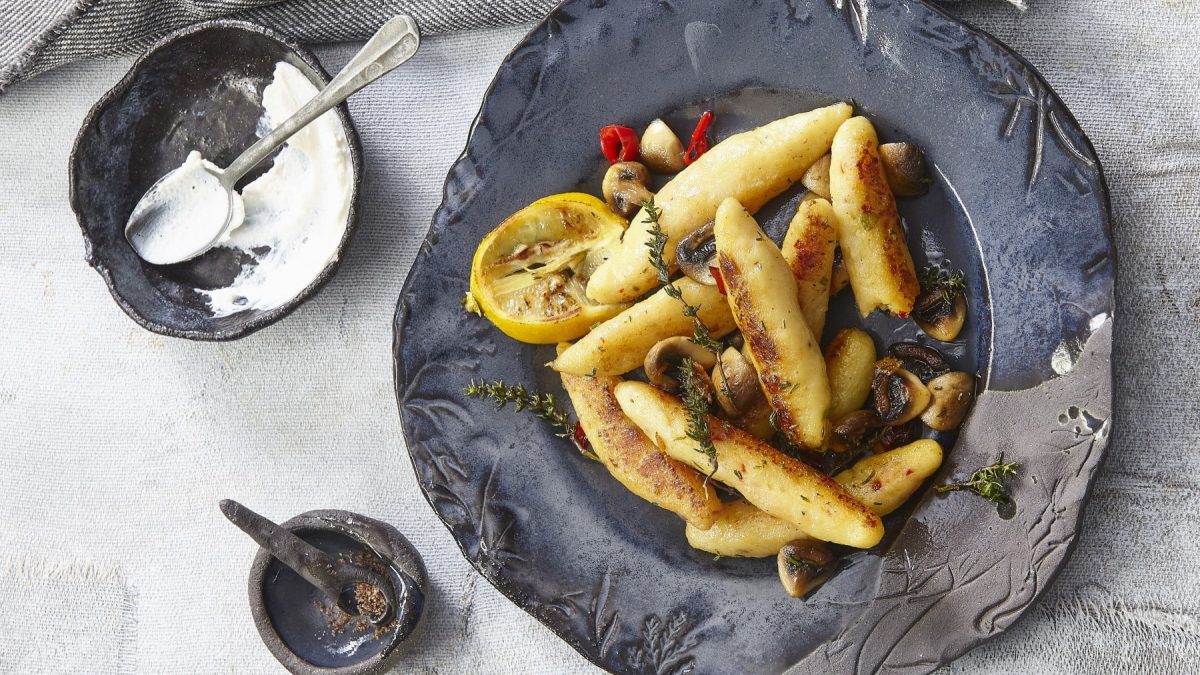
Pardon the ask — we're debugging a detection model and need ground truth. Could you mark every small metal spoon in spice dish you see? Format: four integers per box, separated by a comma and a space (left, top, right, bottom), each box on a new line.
124, 15, 420, 266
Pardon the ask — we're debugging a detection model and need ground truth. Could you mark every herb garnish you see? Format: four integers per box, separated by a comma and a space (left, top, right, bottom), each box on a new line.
676, 358, 718, 475
919, 264, 966, 306
464, 380, 598, 461
643, 198, 723, 353
936, 455, 1019, 505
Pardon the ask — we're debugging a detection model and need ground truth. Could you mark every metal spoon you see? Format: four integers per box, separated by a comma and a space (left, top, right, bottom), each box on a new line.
125, 15, 420, 266
220, 499, 396, 625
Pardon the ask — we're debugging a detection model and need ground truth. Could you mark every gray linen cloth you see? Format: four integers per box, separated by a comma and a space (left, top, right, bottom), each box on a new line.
0, 0, 1196, 673
0, 0, 1024, 92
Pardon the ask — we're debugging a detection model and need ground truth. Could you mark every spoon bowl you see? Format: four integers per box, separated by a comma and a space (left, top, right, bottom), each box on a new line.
124, 155, 242, 265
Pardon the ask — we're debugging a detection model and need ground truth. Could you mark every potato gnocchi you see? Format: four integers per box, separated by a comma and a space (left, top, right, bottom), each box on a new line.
465, 105, 975, 599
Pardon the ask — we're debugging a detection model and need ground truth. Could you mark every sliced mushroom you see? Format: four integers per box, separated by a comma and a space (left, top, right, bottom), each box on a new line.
833, 410, 882, 450
830, 248, 850, 295
602, 161, 653, 218
801, 153, 832, 199
878, 420, 918, 449
913, 292, 967, 342
644, 336, 718, 392
676, 220, 717, 285
712, 347, 762, 417
879, 142, 931, 197
777, 540, 834, 598
639, 119, 686, 174
886, 342, 950, 383
871, 357, 932, 426
921, 371, 975, 431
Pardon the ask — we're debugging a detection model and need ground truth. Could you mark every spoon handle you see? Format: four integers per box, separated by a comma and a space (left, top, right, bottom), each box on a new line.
223, 15, 421, 182
220, 499, 348, 606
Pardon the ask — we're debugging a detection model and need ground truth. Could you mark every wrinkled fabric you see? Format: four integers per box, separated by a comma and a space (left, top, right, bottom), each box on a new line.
0, 0, 1196, 673
0, 0, 560, 90
0, 0, 1025, 92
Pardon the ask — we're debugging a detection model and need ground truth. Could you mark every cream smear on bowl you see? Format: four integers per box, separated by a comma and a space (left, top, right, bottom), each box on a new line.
202, 61, 354, 317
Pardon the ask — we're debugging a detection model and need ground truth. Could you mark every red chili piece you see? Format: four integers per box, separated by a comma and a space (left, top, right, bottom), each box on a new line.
599, 125, 639, 163
683, 111, 715, 165
710, 266, 727, 295
573, 421, 591, 451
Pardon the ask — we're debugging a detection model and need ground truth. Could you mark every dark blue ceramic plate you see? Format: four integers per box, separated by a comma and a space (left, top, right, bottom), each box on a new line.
394, 1, 1113, 672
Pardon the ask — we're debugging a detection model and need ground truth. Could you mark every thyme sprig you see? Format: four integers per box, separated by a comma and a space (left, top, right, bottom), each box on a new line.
464, 380, 598, 461
919, 264, 966, 306
935, 455, 1019, 505
644, 199, 723, 478
643, 198, 723, 353
676, 358, 718, 475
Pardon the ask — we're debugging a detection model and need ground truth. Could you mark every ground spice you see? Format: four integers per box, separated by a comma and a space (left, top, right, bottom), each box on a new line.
314, 548, 399, 640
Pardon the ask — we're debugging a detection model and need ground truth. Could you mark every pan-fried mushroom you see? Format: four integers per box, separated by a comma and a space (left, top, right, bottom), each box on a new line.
712, 347, 762, 417
879, 142, 931, 197
644, 336, 718, 392
808, 144, 930, 199
801, 153, 832, 199
886, 342, 950, 383
833, 409, 882, 450
777, 540, 834, 598
675, 220, 718, 285
871, 357, 931, 426
878, 420, 918, 449
602, 161, 653, 218
914, 292, 967, 342
921, 371, 975, 431
639, 119, 686, 174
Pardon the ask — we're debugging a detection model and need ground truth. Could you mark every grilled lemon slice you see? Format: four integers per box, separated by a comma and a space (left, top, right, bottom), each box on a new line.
469, 193, 631, 344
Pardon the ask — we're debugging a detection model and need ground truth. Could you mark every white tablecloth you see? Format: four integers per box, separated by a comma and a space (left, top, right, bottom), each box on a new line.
1, 2, 1197, 672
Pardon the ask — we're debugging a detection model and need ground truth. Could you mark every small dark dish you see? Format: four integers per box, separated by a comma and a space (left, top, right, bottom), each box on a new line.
395, 0, 1113, 672
248, 510, 427, 675
70, 20, 362, 340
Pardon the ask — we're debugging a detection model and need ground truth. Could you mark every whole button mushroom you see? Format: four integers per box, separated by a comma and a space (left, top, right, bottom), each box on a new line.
886, 342, 950, 383
801, 142, 929, 200
675, 220, 718, 285
639, 119, 686, 174
833, 409, 883, 451
602, 161, 653, 217
871, 357, 932, 426
913, 291, 967, 342
878, 142, 931, 197
777, 540, 834, 598
644, 336, 718, 393
921, 371, 976, 431
712, 346, 762, 417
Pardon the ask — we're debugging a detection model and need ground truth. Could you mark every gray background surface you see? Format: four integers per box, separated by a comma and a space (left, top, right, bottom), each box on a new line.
0, 0, 1197, 672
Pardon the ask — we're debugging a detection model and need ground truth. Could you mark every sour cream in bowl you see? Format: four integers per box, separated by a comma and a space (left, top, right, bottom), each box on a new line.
71, 21, 362, 340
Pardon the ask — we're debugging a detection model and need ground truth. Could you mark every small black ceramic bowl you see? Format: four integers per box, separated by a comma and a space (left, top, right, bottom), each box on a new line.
70, 20, 362, 340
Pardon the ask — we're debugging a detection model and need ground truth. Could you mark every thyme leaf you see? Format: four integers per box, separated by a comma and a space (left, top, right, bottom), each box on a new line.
676, 358, 718, 475
919, 264, 966, 306
643, 197, 723, 353
935, 455, 1019, 505
464, 380, 598, 461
